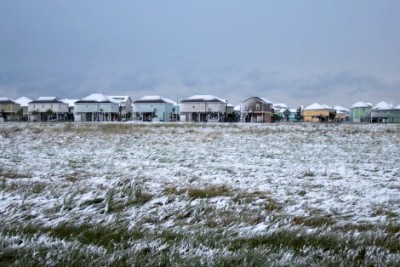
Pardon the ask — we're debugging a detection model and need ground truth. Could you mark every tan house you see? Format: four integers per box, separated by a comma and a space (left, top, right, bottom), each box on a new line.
180, 95, 228, 122
334, 106, 350, 122
0, 97, 21, 121
240, 97, 273, 123
303, 103, 331, 122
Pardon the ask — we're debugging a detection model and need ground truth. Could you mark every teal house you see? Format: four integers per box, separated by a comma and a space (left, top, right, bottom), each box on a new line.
350, 102, 372, 123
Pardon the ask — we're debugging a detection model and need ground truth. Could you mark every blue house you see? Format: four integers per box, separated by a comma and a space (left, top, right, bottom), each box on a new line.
133, 95, 179, 122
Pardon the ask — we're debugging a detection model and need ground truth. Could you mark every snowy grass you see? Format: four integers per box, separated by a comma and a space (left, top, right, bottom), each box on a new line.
0, 122, 400, 265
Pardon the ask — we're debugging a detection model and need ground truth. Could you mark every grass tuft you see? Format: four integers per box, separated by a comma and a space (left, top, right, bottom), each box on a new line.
187, 185, 231, 199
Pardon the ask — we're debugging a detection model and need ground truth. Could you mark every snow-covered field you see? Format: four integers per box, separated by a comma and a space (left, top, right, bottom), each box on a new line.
1, 122, 400, 266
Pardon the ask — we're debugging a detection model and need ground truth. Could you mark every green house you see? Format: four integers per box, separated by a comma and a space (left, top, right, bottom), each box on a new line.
350, 102, 372, 123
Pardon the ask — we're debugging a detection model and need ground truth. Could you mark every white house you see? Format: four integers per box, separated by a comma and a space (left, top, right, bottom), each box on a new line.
109, 96, 133, 120
180, 95, 228, 122
74, 93, 120, 122
133, 95, 179, 122
28, 97, 69, 122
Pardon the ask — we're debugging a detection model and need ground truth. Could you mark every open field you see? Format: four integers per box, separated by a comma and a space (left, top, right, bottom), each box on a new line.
1, 122, 400, 266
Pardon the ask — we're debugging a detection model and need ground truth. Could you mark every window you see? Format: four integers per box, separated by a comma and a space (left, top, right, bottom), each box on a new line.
192, 105, 196, 109
244, 105, 248, 110
256, 104, 261, 110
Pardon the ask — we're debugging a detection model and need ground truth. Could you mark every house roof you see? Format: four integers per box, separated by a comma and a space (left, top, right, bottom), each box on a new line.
109, 96, 131, 103
334, 106, 349, 112
29, 97, 66, 104
304, 103, 331, 110
372, 101, 395, 110
351, 102, 373, 108
241, 96, 272, 105
15, 97, 32, 107
0, 97, 18, 104
61, 99, 78, 107
180, 95, 226, 103
134, 95, 177, 105
333, 106, 350, 114
76, 93, 118, 104
273, 103, 288, 109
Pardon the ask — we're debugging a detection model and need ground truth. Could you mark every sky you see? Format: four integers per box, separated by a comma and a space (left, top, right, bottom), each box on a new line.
0, 0, 399, 107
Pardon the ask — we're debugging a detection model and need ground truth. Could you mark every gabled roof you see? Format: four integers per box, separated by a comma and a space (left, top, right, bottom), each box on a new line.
241, 96, 272, 104
109, 96, 131, 103
180, 95, 226, 103
29, 97, 66, 104
334, 106, 350, 113
273, 103, 288, 109
75, 93, 118, 104
134, 95, 177, 105
304, 103, 331, 110
372, 101, 395, 110
62, 99, 78, 107
351, 102, 373, 108
0, 97, 18, 104
15, 97, 32, 107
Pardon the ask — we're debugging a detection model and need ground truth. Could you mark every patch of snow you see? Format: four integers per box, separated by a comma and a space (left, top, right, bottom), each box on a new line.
109, 96, 130, 103
334, 106, 349, 113
81, 93, 118, 103
185, 95, 226, 102
372, 101, 395, 110
351, 102, 373, 108
15, 97, 32, 106
260, 97, 272, 104
304, 103, 331, 110
1, 123, 400, 264
37, 96, 57, 101
0, 97, 17, 103
61, 99, 78, 107
274, 103, 288, 109
137, 95, 177, 105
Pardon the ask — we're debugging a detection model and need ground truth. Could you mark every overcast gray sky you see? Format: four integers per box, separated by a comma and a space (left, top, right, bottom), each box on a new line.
0, 0, 399, 107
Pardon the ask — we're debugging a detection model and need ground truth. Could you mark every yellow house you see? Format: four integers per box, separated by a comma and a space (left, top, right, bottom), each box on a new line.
0, 97, 21, 121
303, 103, 331, 122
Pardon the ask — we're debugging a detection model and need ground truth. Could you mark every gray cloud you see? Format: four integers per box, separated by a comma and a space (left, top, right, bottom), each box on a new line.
1, 66, 399, 109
